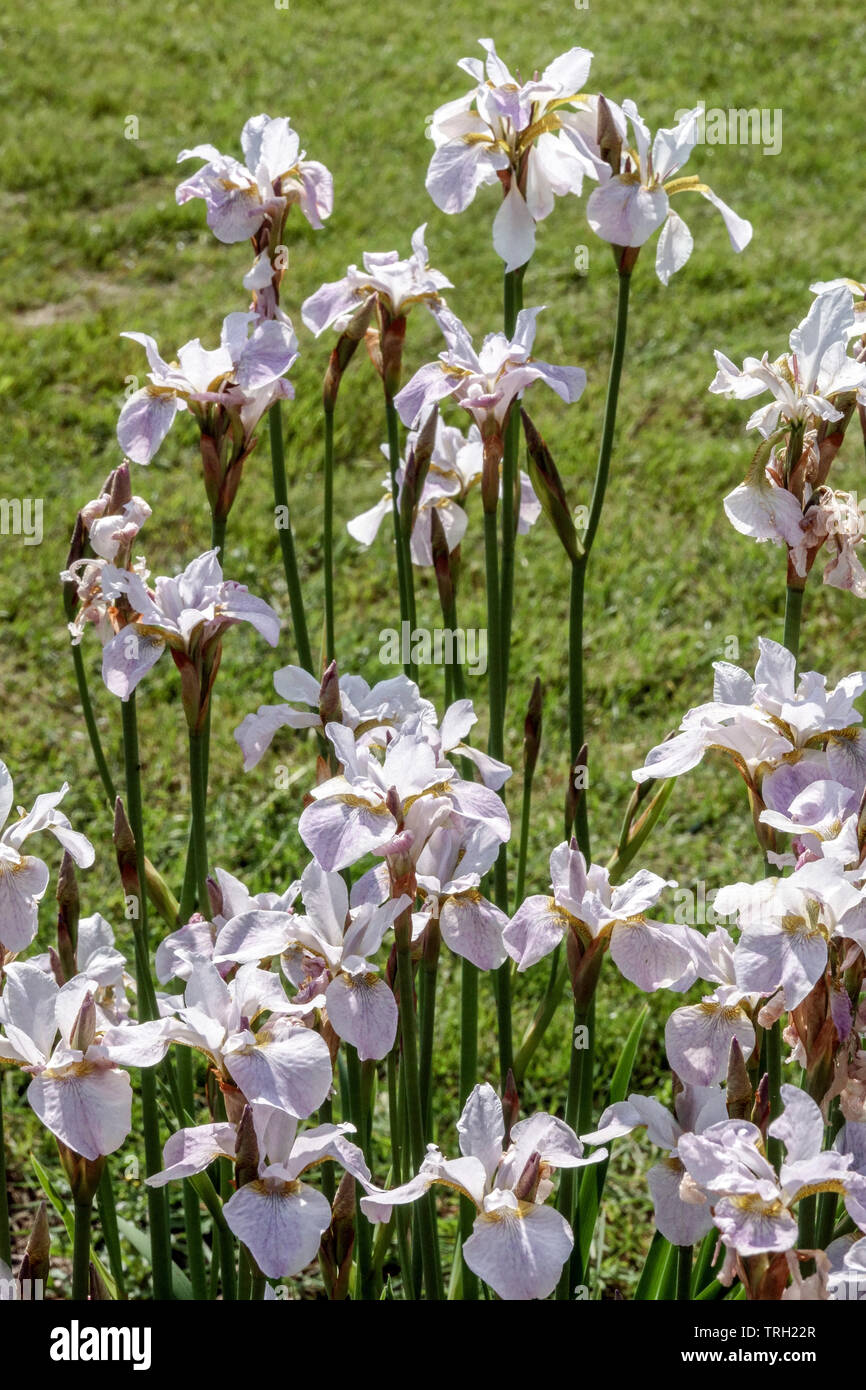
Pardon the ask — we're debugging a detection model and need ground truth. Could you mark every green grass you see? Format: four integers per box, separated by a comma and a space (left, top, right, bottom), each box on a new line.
2, 0, 865, 1295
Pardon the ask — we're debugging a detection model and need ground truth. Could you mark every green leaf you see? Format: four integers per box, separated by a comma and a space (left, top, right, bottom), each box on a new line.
634, 1229, 673, 1301
575, 1004, 649, 1286
116, 1216, 194, 1300
31, 1154, 117, 1299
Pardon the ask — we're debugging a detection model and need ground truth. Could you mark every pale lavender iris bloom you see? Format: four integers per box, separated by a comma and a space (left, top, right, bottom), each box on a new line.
710, 285, 866, 438
677, 1087, 866, 1258
575, 98, 751, 283
633, 638, 866, 792
582, 1083, 726, 1245
0, 762, 95, 955
0, 964, 170, 1160
117, 312, 298, 465
504, 839, 687, 994
210, 861, 411, 1062
394, 305, 585, 431
176, 113, 333, 244
99, 549, 280, 701
301, 225, 451, 335
426, 40, 596, 271
361, 1082, 606, 1300
147, 1107, 372, 1280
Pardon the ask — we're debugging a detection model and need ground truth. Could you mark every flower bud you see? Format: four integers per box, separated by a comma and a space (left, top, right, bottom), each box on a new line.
565, 742, 589, 835
319, 1171, 356, 1300
502, 1068, 520, 1147
379, 306, 407, 400
596, 95, 622, 176
430, 507, 453, 612
323, 294, 377, 411
56, 851, 79, 980
19, 1201, 50, 1291
520, 409, 582, 563
480, 422, 504, 515
89, 1263, 111, 1301
69, 992, 97, 1053
113, 797, 141, 903
725, 1037, 752, 1120
400, 405, 439, 540
106, 461, 133, 514
750, 1073, 770, 1137
56, 1142, 105, 1205
566, 928, 605, 1013
513, 1150, 543, 1203
62, 513, 86, 621
523, 678, 543, 779
319, 660, 343, 727
234, 1105, 260, 1189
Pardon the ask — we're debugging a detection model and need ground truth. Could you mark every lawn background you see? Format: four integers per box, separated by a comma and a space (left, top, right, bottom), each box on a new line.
1, 0, 864, 1294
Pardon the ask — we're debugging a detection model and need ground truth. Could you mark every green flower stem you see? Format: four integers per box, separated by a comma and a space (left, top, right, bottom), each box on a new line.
556, 1001, 593, 1299
96, 1163, 127, 1300
566, 269, 632, 844
251, 1270, 267, 1301
346, 1045, 376, 1301
418, 921, 440, 1139
385, 393, 416, 679
566, 559, 590, 852
120, 696, 171, 1299
175, 1047, 207, 1300
238, 1246, 252, 1300
388, 1048, 414, 1298
512, 948, 567, 1087
72, 1199, 93, 1301
783, 583, 804, 666
766, 1020, 783, 1170
69, 642, 117, 808
323, 406, 336, 664
269, 402, 314, 675
188, 729, 211, 915
499, 264, 526, 693
458, 954, 479, 1301
634, 1230, 671, 1300
515, 747, 536, 909
483, 506, 512, 1081
318, 1097, 336, 1205
395, 909, 442, 1299
0, 1077, 11, 1268
676, 1245, 693, 1301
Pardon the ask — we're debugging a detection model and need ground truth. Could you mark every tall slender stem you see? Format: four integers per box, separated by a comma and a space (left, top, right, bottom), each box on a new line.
500, 265, 525, 694
676, 1245, 693, 1301
188, 729, 210, 914
96, 1164, 127, 1300
783, 583, 804, 666
72, 1200, 93, 1301
323, 407, 336, 664
0, 1076, 11, 1267
69, 644, 117, 807
766, 1020, 783, 1171
418, 922, 440, 1139
385, 394, 416, 679
556, 1000, 591, 1300
395, 909, 442, 1299
176, 1047, 207, 1300
458, 956, 479, 1300
346, 1045, 375, 1300
120, 696, 171, 1299
269, 402, 314, 674
566, 560, 589, 852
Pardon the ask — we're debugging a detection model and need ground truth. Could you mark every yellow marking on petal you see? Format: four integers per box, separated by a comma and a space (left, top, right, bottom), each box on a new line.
250, 1178, 302, 1198
791, 1180, 847, 1204
665, 176, 709, 196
